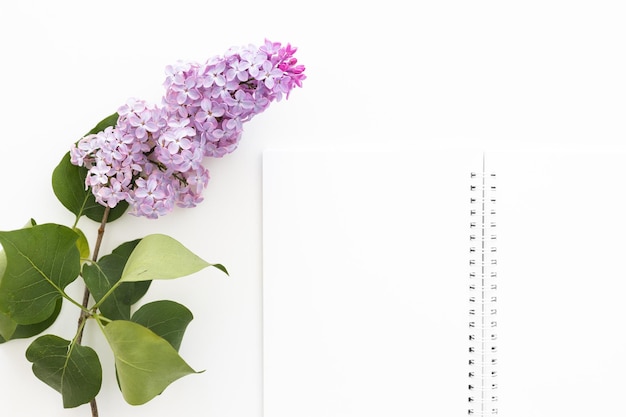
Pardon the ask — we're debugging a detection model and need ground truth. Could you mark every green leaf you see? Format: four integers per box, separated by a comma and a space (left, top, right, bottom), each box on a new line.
0, 311, 16, 342
0, 299, 62, 344
131, 301, 193, 352
74, 227, 90, 260
26, 334, 102, 408
51, 152, 129, 223
120, 234, 223, 283
0, 219, 62, 343
82, 239, 151, 320
0, 247, 5, 277
211, 263, 229, 275
103, 320, 200, 405
0, 218, 35, 289
0, 250, 13, 339
0, 224, 80, 324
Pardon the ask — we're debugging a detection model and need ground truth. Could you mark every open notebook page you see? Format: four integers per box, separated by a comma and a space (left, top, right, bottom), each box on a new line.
263, 149, 476, 416
490, 150, 626, 416
262, 149, 626, 417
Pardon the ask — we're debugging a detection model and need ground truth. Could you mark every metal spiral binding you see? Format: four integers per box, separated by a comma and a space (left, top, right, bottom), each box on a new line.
468, 167, 498, 416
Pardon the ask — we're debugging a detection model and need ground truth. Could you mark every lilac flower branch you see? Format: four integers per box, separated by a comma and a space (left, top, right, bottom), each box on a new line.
0, 39, 304, 417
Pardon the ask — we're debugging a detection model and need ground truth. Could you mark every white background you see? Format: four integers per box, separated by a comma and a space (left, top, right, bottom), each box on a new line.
1, 1, 626, 416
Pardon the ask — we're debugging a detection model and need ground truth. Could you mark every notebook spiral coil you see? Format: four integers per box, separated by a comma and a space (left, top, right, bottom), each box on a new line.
468, 170, 498, 416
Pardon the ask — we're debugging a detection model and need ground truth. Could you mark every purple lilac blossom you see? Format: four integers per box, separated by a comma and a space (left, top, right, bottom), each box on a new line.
70, 40, 305, 219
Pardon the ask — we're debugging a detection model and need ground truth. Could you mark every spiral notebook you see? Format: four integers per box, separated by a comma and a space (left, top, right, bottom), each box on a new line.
262, 148, 626, 417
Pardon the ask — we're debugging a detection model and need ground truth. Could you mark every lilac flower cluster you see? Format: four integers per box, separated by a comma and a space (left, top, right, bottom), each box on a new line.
70, 40, 305, 219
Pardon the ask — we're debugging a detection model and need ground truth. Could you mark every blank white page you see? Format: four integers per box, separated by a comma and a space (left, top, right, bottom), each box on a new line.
262, 149, 477, 417
489, 150, 626, 416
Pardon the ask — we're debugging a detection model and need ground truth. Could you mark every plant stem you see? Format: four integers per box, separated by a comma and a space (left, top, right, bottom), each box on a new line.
76, 206, 110, 417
